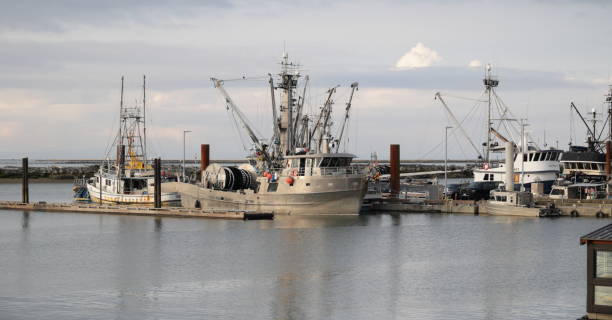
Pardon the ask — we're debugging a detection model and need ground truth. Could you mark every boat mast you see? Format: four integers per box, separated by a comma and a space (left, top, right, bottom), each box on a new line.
118, 76, 124, 179
483, 64, 498, 163
143, 75, 147, 169
278, 53, 299, 155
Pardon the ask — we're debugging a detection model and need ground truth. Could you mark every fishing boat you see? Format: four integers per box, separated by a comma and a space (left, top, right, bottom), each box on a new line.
436, 64, 561, 196
559, 87, 612, 183
163, 53, 368, 215
76, 76, 180, 205
484, 141, 561, 217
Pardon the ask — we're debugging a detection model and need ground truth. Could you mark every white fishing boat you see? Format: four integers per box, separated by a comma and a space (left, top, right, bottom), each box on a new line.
79, 76, 180, 205
436, 65, 561, 195
484, 141, 561, 217
164, 53, 368, 215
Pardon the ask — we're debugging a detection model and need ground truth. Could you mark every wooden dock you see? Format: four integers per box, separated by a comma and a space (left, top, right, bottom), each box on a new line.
0, 201, 273, 220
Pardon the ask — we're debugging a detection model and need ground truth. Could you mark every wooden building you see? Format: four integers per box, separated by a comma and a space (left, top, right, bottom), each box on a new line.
581, 224, 612, 319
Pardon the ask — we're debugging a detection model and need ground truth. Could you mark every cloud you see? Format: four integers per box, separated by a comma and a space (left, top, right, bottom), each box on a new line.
468, 60, 482, 68
394, 43, 442, 69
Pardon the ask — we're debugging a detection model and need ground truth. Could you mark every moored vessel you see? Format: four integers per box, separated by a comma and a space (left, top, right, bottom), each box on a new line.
164, 54, 368, 215
77, 76, 180, 205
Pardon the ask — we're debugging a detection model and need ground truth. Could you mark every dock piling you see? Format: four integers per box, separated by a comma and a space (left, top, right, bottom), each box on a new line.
390, 144, 400, 197
200, 144, 210, 172
22, 157, 29, 204
154, 158, 161, 208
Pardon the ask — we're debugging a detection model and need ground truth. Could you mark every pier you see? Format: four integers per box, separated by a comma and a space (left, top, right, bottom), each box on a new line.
0, 201, 273, 220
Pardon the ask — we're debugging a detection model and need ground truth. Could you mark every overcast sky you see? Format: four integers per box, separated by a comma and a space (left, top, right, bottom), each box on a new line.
1, 0, 611, 160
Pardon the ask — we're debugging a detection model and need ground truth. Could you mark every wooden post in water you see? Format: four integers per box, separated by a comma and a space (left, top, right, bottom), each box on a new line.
22, 157, 29, 204
154, 158, 162, 208
390, 144, 400, 198
200, 144, 210, 172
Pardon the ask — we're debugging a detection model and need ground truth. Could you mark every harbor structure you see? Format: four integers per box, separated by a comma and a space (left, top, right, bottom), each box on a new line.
164, 54, 368, 215
581, 224, 612, 319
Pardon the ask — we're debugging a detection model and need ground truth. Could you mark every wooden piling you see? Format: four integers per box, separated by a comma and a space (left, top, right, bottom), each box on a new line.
154, 158, 161, 208
390, 144, 400, 197
22, 157, 29, 204
200, 144, 210, 172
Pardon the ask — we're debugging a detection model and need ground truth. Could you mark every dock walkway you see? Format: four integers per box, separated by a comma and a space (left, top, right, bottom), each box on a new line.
0, 201, 273, 220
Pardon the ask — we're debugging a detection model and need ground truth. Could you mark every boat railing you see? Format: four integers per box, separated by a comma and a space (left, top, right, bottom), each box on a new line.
73, 177, 88, 187
319, 166, 363, 176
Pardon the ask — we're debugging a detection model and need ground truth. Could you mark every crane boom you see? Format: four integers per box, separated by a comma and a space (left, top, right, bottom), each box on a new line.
435, 92, 483, 159
211, 78, 272, 164
335, 82, 358, 152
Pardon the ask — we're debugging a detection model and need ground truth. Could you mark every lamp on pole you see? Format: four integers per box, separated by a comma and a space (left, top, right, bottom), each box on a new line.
183, 130, 192, 182
445, 126, 453, 197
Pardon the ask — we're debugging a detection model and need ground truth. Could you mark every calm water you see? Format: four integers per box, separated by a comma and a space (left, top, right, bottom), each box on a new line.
0, 183, 607, 319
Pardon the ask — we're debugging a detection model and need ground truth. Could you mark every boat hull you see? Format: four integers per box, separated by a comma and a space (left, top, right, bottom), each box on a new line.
163, 176, 368, 215
484, 202, 541, 217
87, 184, 181, 205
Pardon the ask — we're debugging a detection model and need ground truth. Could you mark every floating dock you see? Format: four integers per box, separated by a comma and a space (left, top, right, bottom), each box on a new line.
0, 201, 273, 220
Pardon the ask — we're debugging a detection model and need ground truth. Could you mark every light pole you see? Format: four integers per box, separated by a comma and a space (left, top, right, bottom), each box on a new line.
183, 130, 191, 182
445, 126, 452, 197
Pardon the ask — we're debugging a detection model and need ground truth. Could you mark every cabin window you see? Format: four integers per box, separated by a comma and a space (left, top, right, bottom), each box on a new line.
599, 164, 604, 171
551, 188, 565, 196
596, 250, 612, 278
489, 174, 494, 181
267, 183, 278, 192
545, 153, 551, 161
484, 174, 489, 181
495, 196, 507, 202
528, 153, 534, 161
523, 154, 527, 162
329, 158, 339, 167
320, 158, 331, 167
534, 153, 541, 161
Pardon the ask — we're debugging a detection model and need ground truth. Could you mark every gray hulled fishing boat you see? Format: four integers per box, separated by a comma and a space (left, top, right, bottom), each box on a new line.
164, 54, 368, 215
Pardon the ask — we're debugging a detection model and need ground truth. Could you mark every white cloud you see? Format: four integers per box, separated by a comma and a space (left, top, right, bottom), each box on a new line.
395, 43, 441, 69
468, 60, 482, 68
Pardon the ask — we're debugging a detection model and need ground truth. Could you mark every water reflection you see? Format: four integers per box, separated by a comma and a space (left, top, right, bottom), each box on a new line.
0, 210, 605, 319
21, 211, 30, 229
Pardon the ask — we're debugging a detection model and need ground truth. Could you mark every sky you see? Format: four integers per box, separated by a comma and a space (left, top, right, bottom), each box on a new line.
1, 0, 611, 161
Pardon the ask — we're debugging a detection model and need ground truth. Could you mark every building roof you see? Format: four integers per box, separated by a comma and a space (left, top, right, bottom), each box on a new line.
580, 223, 612, 245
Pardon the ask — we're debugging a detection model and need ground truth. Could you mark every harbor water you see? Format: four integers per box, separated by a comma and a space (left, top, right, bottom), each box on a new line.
0, 182, 606, 319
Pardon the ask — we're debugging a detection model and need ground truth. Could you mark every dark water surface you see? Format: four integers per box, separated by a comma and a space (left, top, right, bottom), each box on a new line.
0, 183, 607, 319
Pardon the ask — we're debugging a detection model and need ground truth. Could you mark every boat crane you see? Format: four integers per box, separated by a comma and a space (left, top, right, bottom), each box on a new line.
211, 77, 273, 167
335, 82, 359, 153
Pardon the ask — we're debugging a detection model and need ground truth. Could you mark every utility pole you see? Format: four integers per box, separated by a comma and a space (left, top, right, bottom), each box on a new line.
183, 130, 191, 182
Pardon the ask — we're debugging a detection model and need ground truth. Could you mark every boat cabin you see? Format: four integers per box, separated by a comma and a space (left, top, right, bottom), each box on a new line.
282, 153, 357, 177
549, 183, 606, 200
580, 224, 612, 319
489, 190, 534, 207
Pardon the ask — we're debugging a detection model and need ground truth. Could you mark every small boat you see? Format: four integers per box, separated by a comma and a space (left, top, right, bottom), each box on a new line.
75, 76, 180, 206
486, 189, 561, 217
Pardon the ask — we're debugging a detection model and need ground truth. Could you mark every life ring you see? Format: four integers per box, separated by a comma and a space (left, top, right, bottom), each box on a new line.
596, 211, 605, 218
570, 210, 579, 217
290, 169, 299, 176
